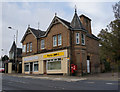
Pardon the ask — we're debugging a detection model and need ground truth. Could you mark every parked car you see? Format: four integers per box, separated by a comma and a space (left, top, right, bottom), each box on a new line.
0, 68, 5, 73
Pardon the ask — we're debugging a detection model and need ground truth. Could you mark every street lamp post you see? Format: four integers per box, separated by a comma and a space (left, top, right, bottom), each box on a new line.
8, 27, 18, 73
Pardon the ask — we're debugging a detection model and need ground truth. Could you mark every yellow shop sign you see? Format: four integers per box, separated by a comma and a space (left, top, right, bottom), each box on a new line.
43, 52, 64, 58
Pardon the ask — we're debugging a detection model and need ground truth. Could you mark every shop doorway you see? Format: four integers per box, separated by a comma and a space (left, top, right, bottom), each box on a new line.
87, 56, 90, 73
18, 63, 22, 73
43, 60, 47, 74
30, 62, 33, 74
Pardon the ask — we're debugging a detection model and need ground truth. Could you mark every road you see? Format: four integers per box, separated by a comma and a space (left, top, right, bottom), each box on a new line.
1, 74, 119, 91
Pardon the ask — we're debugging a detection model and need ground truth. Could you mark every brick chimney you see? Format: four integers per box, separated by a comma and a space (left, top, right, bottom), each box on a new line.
79, 14, 92, 34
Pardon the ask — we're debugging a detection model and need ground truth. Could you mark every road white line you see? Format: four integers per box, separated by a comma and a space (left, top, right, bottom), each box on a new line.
7, 80, 27, 84
106, 83, 113, 85
86, 82, 95, 84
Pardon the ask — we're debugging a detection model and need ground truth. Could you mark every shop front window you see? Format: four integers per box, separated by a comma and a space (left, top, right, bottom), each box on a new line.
34, 61, 38, 71
47, 58, 61, 70
24, 63, 29, 72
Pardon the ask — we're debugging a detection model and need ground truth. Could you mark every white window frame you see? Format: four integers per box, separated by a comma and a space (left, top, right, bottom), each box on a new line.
27, 43, 29, 52
41, 39, 45, 49
30, 42, 32, 52
81, 34, 85, 45
33, 61, 38, 72
76, 33, 80, 44
22, 45, 26, 53
58, 34, 62, 46
53, 35, 57, 47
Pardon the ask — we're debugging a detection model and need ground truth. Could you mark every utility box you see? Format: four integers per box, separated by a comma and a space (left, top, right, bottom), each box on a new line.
8, 62, 12, 73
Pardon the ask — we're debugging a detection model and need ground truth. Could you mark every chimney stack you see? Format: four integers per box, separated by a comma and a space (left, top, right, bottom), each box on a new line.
79, 14, 92, 34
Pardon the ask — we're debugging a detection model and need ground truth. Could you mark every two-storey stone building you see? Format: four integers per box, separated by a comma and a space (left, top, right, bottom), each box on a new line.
21, 10, 100, 75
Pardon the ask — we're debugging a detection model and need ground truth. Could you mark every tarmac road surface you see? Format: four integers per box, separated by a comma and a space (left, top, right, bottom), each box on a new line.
1, 74, 119, 91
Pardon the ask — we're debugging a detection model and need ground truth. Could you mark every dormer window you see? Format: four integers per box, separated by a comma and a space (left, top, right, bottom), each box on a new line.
53, 35, 57, 47
58, 34, 62, 46
27, 43, 29, 52
30, 42, 32, 52
41, 39, 45, 49
22, 45, 26, 53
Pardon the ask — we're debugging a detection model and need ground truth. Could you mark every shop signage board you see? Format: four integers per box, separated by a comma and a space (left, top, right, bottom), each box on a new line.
24, 56, 39, 61
43, 52, 64, 58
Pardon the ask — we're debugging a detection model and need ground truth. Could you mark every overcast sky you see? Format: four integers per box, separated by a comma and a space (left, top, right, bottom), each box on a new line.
0, 1, 118, 57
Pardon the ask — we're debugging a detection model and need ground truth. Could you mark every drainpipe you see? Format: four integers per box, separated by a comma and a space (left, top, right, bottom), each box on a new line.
69, 28, 73, 76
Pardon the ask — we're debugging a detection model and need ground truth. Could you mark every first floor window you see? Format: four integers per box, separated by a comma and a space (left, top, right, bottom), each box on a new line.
22, 45, 26, 53
24, 63, 29, 72
27, 43, 29, 52
47, 59, 61, 70
30, 42, 32, 52
81, 34, 85, 45
58, 34, 62, 46
41, 39, 45, 49
34, 61, 38, 71
76, 33, 80, 44
53, 35, 57, 47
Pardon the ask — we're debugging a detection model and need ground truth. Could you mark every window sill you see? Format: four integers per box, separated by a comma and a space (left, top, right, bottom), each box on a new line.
58, 44, 62, 46
53, 45, 57, 47
76, 44, 80, 45
47, 69, 61, 71
81, 44, 85, 46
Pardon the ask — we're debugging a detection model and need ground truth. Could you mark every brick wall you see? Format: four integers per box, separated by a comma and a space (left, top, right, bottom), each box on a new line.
22, 33, 37, 56
38, 23, 70, 51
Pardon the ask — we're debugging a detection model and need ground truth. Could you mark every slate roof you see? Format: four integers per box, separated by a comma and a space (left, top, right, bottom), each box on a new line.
56, 16, 72, 28
70, 11, 85, 30
21, 27, 46, 42
9, 41, 22, 57
86, 33, 99, 40
29, 27, 46, 38
9, 41, 16, 52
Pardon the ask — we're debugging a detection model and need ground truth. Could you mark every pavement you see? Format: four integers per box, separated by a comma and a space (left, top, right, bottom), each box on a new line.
3, 72, 119, 82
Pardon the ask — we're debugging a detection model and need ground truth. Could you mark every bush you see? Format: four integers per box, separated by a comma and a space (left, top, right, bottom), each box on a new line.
104, 61, 111, 72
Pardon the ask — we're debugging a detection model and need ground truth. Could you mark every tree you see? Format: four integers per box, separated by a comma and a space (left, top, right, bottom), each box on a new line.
98, 2, 120, 71
113, 1, 120, 20
2, 55, 9, 62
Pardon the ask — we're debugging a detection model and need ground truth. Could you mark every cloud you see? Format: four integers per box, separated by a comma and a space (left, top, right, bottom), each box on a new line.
1, 2, 52, 56
0, 2, 2, 57
1, 2, 67, 56
1, 2, 116, 57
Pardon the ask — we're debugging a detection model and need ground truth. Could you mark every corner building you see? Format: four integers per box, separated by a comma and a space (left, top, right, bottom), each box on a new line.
21, 10, 100, 75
